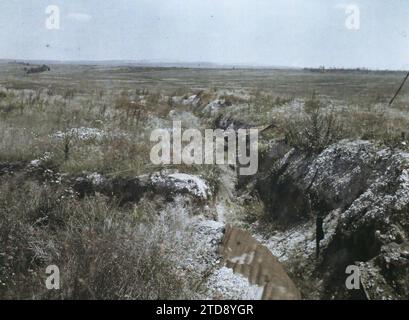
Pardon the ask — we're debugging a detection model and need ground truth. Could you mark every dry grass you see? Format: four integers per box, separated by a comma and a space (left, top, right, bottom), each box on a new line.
0, 177, 203, 300
284, 96, 344, 154
0, 87, 166, 176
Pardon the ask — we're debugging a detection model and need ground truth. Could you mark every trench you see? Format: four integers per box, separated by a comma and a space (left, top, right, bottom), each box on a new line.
184, 108, 302, 299
213, 163, 301, 299
0, 105, 303, 300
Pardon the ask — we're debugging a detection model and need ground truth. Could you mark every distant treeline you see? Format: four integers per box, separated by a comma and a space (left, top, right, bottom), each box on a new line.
304, 66, 404, 74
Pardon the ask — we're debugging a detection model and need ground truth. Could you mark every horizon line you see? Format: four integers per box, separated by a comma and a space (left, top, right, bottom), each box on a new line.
0, 58, 406, 72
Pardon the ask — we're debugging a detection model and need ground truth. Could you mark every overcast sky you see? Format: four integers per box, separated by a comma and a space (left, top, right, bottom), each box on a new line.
0, 0, 408, 69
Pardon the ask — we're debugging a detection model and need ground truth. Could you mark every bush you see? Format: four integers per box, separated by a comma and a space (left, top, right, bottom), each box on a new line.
285, 97, 343, 155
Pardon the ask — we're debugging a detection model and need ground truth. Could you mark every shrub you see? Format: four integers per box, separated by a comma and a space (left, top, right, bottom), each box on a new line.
285, 98, 343, 155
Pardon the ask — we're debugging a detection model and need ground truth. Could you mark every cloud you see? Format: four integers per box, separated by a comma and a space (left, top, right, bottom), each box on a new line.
67, 12, 92, 22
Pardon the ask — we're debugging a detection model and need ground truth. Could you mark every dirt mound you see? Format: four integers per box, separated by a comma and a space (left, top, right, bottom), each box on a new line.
254, 139, 409, 299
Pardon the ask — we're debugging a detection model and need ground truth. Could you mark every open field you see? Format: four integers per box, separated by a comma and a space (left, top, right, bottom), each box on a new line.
1, 61, 409, 300
1, 62, 408, 102
1, 62, 409, 169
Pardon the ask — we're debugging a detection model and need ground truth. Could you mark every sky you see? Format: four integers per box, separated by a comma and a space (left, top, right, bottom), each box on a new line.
0, 0, 408, 70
